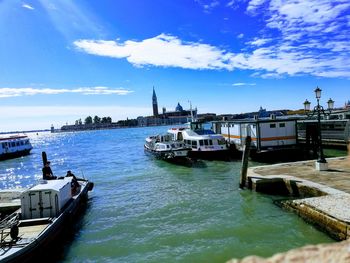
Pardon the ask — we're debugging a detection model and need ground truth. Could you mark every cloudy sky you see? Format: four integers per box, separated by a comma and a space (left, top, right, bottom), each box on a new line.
1, 0, 349, 131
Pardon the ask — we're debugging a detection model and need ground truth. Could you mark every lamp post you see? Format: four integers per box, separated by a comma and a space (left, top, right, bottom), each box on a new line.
303, 87, 334, 171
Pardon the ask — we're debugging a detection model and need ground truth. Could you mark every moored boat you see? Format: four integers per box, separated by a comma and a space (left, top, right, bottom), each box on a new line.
0, 135, 33, 161
144, 134, 191, 162
0, 175, 94, 262
167, 121, 229, 159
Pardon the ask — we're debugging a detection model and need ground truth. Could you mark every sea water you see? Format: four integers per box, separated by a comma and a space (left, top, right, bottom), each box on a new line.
0, 127, 333, 262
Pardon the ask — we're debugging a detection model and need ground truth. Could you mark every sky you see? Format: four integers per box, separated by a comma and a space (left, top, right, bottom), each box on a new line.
0, 0, 349, 131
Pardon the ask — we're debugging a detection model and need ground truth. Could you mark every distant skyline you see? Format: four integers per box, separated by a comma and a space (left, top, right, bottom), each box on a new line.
1, 0, 349, 131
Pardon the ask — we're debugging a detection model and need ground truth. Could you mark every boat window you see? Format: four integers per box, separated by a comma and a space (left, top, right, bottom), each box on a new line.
191, 141, 197, 149
199, 140, 204, 146
270, 124, 276, 128
11, 142, 15, 147
218, 139, 226, 145
21, 141, 24, 145
209, 140, 213, 145
167, 145, 170, 149
204, 140, 209, 146
16, 142, 20, 146
279, 123, 285, 128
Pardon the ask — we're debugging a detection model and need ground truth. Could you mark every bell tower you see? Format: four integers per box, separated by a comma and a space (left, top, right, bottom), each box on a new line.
152, 87, 159, 117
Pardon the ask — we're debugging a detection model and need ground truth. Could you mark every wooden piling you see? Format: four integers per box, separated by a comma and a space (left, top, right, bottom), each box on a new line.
239, 136, 251, 189
42, 151, 47, 166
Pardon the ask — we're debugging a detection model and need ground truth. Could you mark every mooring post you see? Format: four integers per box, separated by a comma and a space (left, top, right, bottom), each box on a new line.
42, 151, 47, 166
239, 136, 251, 189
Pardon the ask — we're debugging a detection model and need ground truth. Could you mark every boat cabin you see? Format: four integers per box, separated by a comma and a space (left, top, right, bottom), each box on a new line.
168, 122, 227, 152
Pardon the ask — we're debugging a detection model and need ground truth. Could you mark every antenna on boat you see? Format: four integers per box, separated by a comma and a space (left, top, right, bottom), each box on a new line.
188, 100, 194, 122
80, 170, 86, 180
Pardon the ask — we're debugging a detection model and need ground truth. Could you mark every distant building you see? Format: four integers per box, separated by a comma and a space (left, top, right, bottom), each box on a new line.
137, 88, 197, 126
345, 100, 350, 109
217, 107, 287, 121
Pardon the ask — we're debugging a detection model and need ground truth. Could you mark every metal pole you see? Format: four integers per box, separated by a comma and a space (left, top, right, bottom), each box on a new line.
316, 99, 326, 163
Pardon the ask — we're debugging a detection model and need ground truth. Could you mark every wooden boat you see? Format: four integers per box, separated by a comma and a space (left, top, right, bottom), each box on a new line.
0, 135, 32, 161
0, 176, 94, 262
144, 134, 191, 161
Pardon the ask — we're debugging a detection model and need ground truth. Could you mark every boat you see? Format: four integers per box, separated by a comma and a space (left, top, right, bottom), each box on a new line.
0, 135, 33, 161
0, 175, 94, 262
144, 134, 191, 162
167, 121, 229, 159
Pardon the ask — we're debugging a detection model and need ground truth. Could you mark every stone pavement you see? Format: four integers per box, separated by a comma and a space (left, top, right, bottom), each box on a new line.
250, 156, 350, 194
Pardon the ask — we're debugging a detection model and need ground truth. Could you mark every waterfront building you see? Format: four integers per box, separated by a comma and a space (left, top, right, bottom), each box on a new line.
213, 115, 299, 152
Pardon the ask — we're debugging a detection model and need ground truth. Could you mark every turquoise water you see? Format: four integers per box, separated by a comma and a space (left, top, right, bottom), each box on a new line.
0, 127, 333, 262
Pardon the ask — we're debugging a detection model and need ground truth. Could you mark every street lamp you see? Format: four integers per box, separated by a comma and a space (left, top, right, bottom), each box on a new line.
303, 87, 334, 171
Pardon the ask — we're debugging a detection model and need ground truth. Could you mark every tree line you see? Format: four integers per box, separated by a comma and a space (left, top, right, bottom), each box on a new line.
75, 116, 113, 125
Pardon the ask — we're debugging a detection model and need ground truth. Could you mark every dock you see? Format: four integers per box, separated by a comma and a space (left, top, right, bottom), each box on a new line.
0, 189, 25, 216
229, 156, 350, 262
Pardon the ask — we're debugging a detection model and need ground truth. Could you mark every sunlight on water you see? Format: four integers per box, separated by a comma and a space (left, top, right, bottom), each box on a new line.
0, 128, 333, 262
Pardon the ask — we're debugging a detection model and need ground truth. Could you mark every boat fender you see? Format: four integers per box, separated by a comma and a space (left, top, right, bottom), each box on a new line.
10, 225, 19, 240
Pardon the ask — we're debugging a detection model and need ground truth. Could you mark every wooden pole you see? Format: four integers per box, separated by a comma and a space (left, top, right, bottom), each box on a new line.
42, 151, 47, 166
239, 136, 251, 189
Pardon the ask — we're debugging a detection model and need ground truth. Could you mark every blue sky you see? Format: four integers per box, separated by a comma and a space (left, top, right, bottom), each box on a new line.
0, 0, 349, 131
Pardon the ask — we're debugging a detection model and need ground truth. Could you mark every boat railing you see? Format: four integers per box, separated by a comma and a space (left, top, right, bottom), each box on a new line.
0, 213, 19, 246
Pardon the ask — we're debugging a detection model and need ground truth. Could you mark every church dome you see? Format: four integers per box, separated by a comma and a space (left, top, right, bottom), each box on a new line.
175, 102, 183, 112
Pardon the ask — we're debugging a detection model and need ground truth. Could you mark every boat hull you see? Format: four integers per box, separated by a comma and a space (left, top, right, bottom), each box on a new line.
0, 149, 32, 161
188, 149, 230, 160
144, 145, 189, 161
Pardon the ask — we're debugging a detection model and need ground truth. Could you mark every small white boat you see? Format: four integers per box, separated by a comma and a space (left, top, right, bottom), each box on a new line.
0, 135, 32, 161
144, 134, 191, 161
0, 176, 94, 262
167, 121, 229, 159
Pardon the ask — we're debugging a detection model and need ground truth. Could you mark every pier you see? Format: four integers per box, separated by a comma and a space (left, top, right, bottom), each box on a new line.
230, 156, 350, 262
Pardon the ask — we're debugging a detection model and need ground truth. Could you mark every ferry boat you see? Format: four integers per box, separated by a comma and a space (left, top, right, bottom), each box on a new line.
0, 175, 94, 262
144, 134, 191, 161
0, 135, 33, 161
167, 121, 229, 159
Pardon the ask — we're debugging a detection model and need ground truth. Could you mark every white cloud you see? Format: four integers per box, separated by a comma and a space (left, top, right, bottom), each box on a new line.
195, 0, 220, 12
74, 34, 235, 70
249, 38, 272, 46
227, 0, 236, 8
0, 87, 133, 98
74, 0, 350, 79
247, 0, 268, 14
242, 0, 350, 78
22, 3, 34, 10
232, 83, 256, 86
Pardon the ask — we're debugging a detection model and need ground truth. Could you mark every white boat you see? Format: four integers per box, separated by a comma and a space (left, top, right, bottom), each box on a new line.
0, 176, 94, 262
144, 134, 191, 161
167, 121, 229, 159
0, 135, 33, 161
